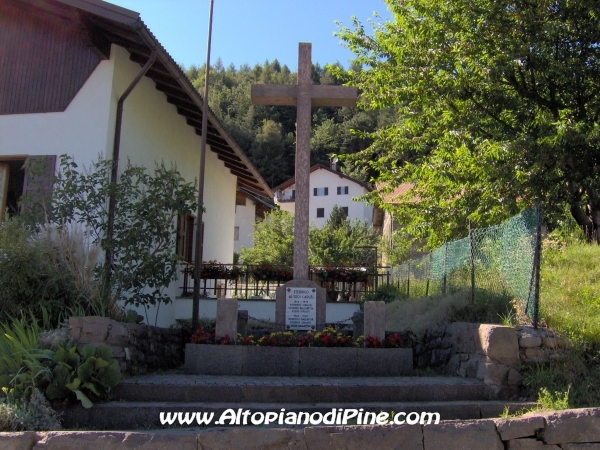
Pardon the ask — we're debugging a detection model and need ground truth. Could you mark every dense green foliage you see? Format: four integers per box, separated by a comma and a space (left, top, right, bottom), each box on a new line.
239, 207, 380, 266
335, 0, 600, 246
186, 59, 394, 186
46, 344, 120, 409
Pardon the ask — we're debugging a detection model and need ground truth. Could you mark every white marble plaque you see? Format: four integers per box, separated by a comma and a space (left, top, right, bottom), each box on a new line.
285, 287, 316, 330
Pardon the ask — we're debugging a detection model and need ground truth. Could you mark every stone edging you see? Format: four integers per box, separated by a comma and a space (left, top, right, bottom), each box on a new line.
2, 407, 599, 449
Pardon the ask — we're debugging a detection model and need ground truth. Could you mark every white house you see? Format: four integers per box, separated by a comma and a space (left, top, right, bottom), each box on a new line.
0, 0, 272, 327
273, 164, 373, 227
234, 188, 275, 253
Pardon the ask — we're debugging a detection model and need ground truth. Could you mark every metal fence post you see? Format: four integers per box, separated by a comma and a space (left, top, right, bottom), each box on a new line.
443, 242, 448, 294
533, 202, 542, 329
425, 253, 431, 296
469, 220, 475, 303
406, 260, 410, 297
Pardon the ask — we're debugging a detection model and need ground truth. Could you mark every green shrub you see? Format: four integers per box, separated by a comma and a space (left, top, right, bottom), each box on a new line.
0, 316, 54, 402
360, 284, 405, 310
46, 344, 121, 408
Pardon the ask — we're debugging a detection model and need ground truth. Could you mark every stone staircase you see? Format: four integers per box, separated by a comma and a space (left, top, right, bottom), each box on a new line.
62, 374, 534, 430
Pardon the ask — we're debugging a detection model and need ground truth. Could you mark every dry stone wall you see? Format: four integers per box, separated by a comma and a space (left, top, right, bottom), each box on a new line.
69, 317, 185, 373
2, 408, 599, 449
416, 323, 571, 395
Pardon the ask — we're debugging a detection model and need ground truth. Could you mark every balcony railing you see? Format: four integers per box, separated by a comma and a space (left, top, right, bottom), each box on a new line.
180, 263, 390, 302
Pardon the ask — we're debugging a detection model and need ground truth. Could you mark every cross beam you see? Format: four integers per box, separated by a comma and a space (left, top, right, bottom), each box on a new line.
251, 43, 358, 280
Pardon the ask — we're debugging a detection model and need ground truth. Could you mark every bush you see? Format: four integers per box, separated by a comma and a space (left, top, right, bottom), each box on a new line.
360, 284, 405, 310
45, 343, 121, 408
0, 316, 54, 402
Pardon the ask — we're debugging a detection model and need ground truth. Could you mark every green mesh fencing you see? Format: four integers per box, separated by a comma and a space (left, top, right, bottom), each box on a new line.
389, 206, 541, 320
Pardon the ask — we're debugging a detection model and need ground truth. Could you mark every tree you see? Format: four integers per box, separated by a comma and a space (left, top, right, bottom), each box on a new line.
309, 206, 380, 266
335, 0, 600, 246
51, 156, 198, 323
238, 210, 294, 266
239, 207, 380, 267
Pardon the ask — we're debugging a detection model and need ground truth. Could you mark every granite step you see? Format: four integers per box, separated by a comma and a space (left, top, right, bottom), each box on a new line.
62, 400, 536, 430
114, 375, 493, 404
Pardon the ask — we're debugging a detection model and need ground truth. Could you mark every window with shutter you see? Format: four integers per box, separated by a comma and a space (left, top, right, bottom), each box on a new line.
19, 155, 56, 221
176, 214, 196, 263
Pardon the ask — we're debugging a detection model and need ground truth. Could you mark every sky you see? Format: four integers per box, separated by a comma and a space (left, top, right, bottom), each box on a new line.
106, 0, 392, 71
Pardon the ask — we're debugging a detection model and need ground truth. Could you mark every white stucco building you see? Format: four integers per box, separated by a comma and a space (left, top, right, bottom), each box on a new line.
273, 164, 373, 227
0, 0, 272, 327
234, 188, 275, 253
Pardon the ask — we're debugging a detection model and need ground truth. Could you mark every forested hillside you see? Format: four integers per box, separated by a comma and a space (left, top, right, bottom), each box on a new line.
184, 59, 395, 188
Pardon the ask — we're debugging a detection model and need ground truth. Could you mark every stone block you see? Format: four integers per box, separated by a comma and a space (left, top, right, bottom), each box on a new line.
524, 347, 553, 362
0, 432, 38, 450
304, 425, 422, 450
237, 310, 248, 338
519, 335, 543, 348
78, 316, 112, 343
561, 444, 600, 450
508, 367, 523, 385
33, 431, 197, 450
542, 337, 558, 349
352, 311, 364, 340
495, 416, 545, 440
356, 348, 413, 376
541, 408, 600, 445
184, 343, 242, 375
423, 419, 504, 450
478, 325, 520, 366
477, 361, 510, 387
447, 322, 479, 354
197, 427, 304, 450
243, 346, 299, 376
105, 320, 130, 347
215, 298, 238, 343
557, 337, 573, 350
506, 438, 559, 449
363, 301, 385, 342
299, 347, 357, 377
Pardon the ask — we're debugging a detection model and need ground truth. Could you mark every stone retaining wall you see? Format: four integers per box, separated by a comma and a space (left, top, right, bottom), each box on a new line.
69, 317, 185, 373
415, 323, 571, 395
2, 408, 599, 449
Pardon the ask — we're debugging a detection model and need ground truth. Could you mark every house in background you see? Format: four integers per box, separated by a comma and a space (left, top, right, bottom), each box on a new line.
273, 164, 373, 227
0, 0, 272, 326
234, 187, 275, 254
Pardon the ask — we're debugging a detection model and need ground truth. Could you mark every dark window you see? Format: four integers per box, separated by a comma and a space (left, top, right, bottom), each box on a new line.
236, 191, 246, 206
342, 207, 349, 217
314, 187, 328, 196
234, 226, 240, 241
291, 189, 295, 199
0, 155, 56, 220
337, 186, 349, 195
316, 208, 325, 218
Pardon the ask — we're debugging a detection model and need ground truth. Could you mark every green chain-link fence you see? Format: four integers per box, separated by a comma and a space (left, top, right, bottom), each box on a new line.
389, 205, 542, 324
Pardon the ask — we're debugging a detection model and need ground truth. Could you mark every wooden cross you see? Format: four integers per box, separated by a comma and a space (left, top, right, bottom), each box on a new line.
251, 43, 358, 280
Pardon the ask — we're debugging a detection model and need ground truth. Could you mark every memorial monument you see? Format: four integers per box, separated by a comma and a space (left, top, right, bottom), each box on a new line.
252, 43, 358, 330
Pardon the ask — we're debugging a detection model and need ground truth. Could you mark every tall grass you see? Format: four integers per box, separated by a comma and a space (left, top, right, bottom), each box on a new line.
518, 235, 600, 408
